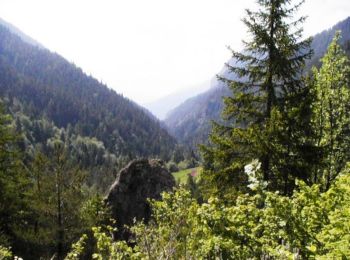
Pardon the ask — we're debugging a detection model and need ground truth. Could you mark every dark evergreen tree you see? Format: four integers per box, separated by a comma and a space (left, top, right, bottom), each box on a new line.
49, 142, 87, 260
0, 103, 30, 251
19, 144, 88, 259
201, 0, 313, 197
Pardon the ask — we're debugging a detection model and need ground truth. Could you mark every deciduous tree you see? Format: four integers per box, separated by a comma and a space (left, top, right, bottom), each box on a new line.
311, 32, 350, 189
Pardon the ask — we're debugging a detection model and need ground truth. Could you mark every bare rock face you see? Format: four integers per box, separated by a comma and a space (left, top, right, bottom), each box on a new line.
105, 159, 175, 240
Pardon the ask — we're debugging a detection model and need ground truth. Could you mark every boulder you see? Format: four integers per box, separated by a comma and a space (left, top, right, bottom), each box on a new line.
105, 158, 175, 240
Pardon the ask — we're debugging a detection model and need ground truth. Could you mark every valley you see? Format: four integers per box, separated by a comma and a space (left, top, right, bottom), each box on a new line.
0, 1, 350, 258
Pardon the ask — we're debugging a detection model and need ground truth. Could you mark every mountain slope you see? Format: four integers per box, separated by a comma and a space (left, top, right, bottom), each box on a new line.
165, 17, 350, 148
165, 86, 230, 146
144, 81, 210, 120
0, 20, 179, 189
308, 17, 350, 69
0, 18, 44, 48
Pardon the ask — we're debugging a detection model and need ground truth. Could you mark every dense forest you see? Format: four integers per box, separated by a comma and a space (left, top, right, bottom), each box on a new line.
0, 22, 197, 192
1, 0, 350, 259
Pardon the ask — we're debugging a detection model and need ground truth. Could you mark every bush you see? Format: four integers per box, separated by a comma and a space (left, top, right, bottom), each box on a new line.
0, 245, 12, 259
66, 165, 350, 258
166, 161, 179, 173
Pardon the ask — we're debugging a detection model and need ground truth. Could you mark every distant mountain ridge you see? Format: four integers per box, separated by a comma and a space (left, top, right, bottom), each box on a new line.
309, 17, 350, 68
0, 18, 179, 191
165, 16, 350, 148
144, 81, 211, 120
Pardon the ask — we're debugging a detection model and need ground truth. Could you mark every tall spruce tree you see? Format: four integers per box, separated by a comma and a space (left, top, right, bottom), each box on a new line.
311, 32, 350, 190
201, 0, 313, 197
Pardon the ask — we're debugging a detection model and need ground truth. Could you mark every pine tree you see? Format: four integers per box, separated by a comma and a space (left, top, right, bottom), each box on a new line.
201, 0, 313, 197
25, 144, 87, 259
0, 103, 30, 249
311, 32, 350, 190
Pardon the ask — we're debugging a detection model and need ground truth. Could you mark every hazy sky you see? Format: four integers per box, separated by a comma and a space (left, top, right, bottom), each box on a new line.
0, 0, 349, 103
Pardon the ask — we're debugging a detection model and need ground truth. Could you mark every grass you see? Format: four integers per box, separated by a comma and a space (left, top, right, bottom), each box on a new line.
172, 167, 202, 184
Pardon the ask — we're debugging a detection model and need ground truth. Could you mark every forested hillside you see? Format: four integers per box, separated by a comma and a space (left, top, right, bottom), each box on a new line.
165, 16, 350, 148
0, 22, 181, 189
1, 0, 350, 259
0, 19, 187, 259
164, 85, 230, 146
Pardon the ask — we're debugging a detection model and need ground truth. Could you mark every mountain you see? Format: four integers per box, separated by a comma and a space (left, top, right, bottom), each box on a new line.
165, 16, 350, 149
0, 18, 44, 48
143, 81, 211, 120
0, 19, 178, 190
308, 17, 350, 69
164, 85, 230, 147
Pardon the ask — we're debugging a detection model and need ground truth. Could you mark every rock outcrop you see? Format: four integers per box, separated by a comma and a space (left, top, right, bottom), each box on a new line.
105, 159, 175, 240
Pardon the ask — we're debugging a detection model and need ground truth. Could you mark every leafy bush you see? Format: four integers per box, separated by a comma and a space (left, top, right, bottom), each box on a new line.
0, 245, 12, 259
166, 161, 179, 173
67, 164, 350, 259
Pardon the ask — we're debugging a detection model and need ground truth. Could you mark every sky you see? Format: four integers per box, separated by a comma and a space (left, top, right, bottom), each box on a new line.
0, 0, 349, 104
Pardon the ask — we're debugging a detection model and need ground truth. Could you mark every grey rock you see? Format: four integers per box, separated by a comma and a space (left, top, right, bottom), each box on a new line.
105, 158, 175, 240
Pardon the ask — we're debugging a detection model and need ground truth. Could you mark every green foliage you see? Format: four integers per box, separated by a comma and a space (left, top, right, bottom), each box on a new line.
201, 0, 314, 197
18, 145, 110, 259
172, 167, 201, 184
0, 95, 192, 258
66, 227, 143, 260
73, 165, 350, 259
316, 171, 350, 258
12, 109, 126, 192
79, 194, 112, 229
0, 245, 12, 260
311, 32, 350, 189
92, 226, 142, 260
0, 128, 114, 259
65, 235, 87, 260
0, 103, 31, 251
165, 161, 179, 173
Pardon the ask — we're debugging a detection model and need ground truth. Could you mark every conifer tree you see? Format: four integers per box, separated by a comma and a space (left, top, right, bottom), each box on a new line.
0, 103, 31, 250
311, 32, 350, 190
201, 0, 313, 197
0, 104, 19, 244
25, 144, 87, 259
